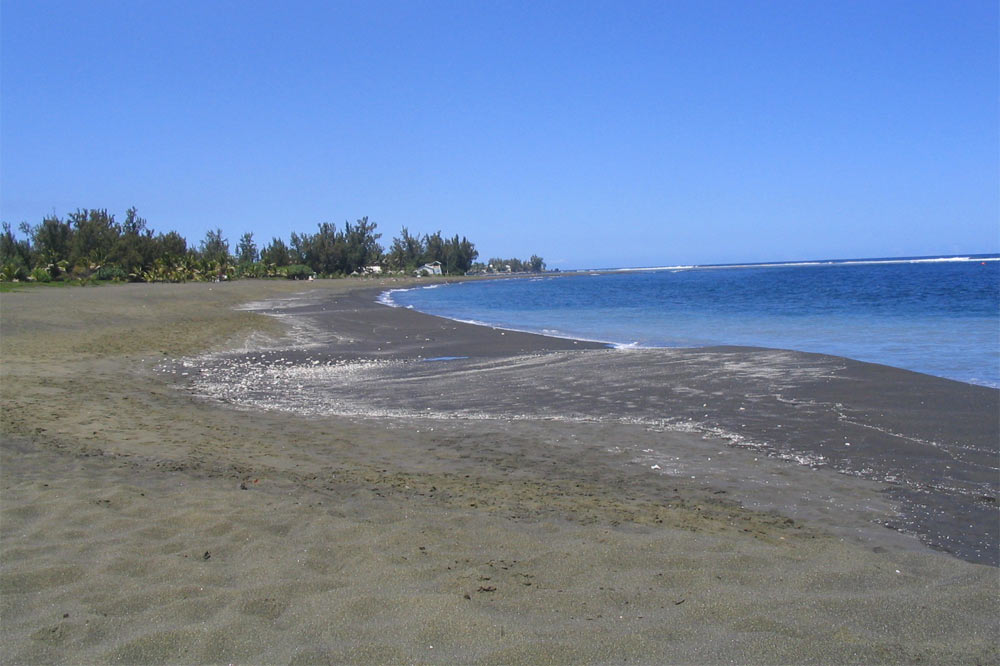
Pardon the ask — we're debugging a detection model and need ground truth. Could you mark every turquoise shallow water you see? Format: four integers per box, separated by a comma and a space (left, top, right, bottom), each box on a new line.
384, 256, 1000, 387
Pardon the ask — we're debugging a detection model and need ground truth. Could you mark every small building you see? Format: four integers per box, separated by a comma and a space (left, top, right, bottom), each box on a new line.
364, 265, 383, 275
415, 261, 443, 276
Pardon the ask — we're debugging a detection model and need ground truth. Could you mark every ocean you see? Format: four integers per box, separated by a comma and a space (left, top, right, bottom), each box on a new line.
383, 255, 1000, 388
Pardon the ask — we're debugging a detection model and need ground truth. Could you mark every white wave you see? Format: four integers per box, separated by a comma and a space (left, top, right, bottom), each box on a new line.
704, 255, 998, 270
375, 289, 401, 307
586, 255, 998, 273
837, 256, 994, 266
605, 265, 696, 273
377, 282, 449, 308
377, 287, 426, 307
449, 316, 496, 328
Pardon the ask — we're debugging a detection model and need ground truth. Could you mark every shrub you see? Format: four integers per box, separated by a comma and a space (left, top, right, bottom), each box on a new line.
71, 263, 93, 280
95, 265, 129, 282
1, 261, 29, 282
283, 264, 313, 280
234, 262, 267, 279
30, 266, 52, 282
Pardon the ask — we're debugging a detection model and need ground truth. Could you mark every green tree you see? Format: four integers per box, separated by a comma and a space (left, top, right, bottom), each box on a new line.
343, 216, 382, 273
386, 227, 424, 271
288, 232, 307, 266
109, 207, 157, 278
156, 231, 187, 259
261, 237, 291, 267
120, 206, 146, 235
423, 231, 445, 265
199, 228, 230, 266
0, 223, 32, 279
297, 222, 344, 275
236, 232, 259, 265
1, 222, 32, 266
442, 234, 478, 274
68, 208, 119, 268
529, 254, 545, 272
32, 214, 73, 269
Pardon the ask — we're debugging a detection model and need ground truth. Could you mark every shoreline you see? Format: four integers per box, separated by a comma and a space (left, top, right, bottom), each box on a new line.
2, 280, 998, 663
381, 279, 1000, 388
183, 283, 998, 565
385, 263, 1000, 389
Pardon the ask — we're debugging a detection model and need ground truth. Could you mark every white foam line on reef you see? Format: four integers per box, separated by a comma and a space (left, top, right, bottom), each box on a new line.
608, 264, 696, 272
591, 254, 998, 273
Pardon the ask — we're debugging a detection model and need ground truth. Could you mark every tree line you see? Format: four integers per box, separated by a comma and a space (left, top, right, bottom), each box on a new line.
472, 255, 546, 274
0, 207, 547, 283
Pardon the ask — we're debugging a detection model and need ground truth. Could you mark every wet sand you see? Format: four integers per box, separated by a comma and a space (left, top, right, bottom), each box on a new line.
185, 285, 999, 565
2, 279, 998, 664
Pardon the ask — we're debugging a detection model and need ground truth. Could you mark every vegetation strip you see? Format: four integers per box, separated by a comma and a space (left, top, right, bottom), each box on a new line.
1, 207, 546, 284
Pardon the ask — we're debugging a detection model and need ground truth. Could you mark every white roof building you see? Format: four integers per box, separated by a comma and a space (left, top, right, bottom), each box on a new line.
415, 261, 443, 276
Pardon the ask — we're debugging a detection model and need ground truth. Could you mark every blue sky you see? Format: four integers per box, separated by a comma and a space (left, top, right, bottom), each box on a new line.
2, 1, 996, 268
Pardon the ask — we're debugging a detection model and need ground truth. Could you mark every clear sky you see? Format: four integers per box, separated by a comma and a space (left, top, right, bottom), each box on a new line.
2, 1, 997, 268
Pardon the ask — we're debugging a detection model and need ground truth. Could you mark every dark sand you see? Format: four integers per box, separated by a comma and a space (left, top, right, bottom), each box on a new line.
2, 279, 998, 664
185, 285, 1000, 565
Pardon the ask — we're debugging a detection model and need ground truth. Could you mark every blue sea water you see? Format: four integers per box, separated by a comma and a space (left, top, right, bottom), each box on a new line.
384, 256, 1000, 388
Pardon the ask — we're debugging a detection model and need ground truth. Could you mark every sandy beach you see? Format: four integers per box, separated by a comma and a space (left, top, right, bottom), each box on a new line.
2, 279, 997, 665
